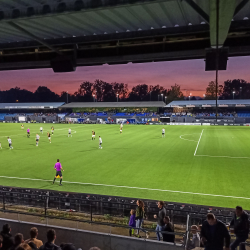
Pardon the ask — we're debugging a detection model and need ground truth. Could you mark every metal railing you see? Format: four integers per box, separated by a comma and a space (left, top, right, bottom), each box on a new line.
0, 208, 185, 245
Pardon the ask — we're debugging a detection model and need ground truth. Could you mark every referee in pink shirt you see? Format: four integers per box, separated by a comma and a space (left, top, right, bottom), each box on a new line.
53, 159, 64, 186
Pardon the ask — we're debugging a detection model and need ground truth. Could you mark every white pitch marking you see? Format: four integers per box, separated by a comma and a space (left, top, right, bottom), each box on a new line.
194, 129, 204, 156
0, 175, 249, 200
195, 154, 250, 159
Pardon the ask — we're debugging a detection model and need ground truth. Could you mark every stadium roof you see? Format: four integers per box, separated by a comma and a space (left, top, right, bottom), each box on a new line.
62, 101, 165, 108
0, 0, 249, 70
0, 102, 65, 109
166, 99, 250, 107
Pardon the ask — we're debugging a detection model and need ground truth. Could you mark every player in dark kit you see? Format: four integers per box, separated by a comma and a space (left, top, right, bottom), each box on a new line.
92, 131, 95, 140
51, 126, 54, 135
53, 159, 64, 186
47, 132, 51, 143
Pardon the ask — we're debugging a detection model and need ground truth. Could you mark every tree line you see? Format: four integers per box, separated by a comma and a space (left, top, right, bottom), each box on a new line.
0, 78, 249, 103
205, 79, 250, 100
0, 80, 183, 103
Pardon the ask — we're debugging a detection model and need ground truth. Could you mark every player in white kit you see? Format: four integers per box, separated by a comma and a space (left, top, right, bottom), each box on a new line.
36, 134, 40, 146
162, 128, 165, 138
99, 136, 102, 149
40, 126, 43, 134
7, 137, 13, 149
68, 128, 72, 137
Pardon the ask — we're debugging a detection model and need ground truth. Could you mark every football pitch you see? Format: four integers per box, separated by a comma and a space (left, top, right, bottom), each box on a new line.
0, 123, 250, 209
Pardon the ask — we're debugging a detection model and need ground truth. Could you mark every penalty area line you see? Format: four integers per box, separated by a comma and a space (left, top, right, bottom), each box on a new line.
194, 129, 204, 156
0, 175, 249, 200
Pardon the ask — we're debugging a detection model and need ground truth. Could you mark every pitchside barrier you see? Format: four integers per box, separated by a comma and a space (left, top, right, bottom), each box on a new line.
0, 186, 240, 227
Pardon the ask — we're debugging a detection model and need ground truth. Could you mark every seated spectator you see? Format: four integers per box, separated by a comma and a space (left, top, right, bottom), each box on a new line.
10, 234, 24, 250
1, 224, 14, 250
187, 225, 200, 249
0, 235, 3, 249
25, 228, 43, 248
62, 243, 75, 250
162, 216, 175, 243
16, 243, 33, 250
39, 229, 61, 250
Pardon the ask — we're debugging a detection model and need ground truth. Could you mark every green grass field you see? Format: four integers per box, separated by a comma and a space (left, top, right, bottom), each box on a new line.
0, 123, 250, 209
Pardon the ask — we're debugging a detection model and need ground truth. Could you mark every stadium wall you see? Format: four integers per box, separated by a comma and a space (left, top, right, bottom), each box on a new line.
0, 218, 183, 250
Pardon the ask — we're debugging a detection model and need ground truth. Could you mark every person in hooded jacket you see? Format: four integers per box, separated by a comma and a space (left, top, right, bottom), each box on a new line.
0, 224, 14, 250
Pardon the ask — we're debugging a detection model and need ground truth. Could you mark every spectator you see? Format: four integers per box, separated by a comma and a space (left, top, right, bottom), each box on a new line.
25, 228, 43, 248
16, 243, 32, 250
162, 216, 175, 243
0, 224, 14, 250
89, 248, 101, 250
230, 206, 249, 250
129, 209, 136, 236
0, 235, 3, 249
135, 200, 146, 237
10, 234, 24, 250
62, 243, 75, 250
201, 213, 230, 250
187, 225, 200, 249
154, 201, 166, 241
39, 229, 61, 250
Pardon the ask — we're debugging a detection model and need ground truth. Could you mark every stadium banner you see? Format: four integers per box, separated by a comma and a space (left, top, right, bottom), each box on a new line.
244, 124, 250, 126
18, 116, 26, 122
186, 105, 195, 107
202, 105, 212, 107
170, 123, 201, 125
202, 123, 210, 125
219, 104, 228, 107
5, 106, 45, 109
236, 104, 246, 107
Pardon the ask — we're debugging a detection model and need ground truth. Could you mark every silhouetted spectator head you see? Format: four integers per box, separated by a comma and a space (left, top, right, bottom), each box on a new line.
89, 248, 101, 250
62, 243, 76, 250
1, 224, 11, 234
164, 216, 170, 224
0, 235, 3, 248
16, 243, 32, 250
206, 213, 216, 226
14, 233, 24, 245
235, 206, 243, 217
30, 228, 39, 239
46, 229, 56, 243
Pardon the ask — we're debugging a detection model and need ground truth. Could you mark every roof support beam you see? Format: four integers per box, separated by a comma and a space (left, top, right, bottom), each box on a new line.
8, 21, 63, 55
234, 0, 249, 17
209, 0, 236, 47
183, 0, 209, 24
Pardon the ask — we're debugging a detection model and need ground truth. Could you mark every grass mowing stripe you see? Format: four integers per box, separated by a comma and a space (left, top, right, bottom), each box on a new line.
1, 123, 250, 209
195, 155, 250, 159
0, 175, 250, 200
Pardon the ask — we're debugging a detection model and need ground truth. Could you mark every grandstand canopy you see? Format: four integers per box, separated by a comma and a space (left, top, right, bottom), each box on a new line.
0, 102, 65, 109
62, 101, 165, 108
166, 99, 250, 108
0, 0, 249, 70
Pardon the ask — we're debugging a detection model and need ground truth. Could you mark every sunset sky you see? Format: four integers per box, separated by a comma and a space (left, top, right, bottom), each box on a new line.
0, 56, 249, 97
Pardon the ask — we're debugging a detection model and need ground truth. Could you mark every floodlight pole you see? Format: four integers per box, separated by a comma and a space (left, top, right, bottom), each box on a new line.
66, 91, 68, 104
215, 0, 219, 122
